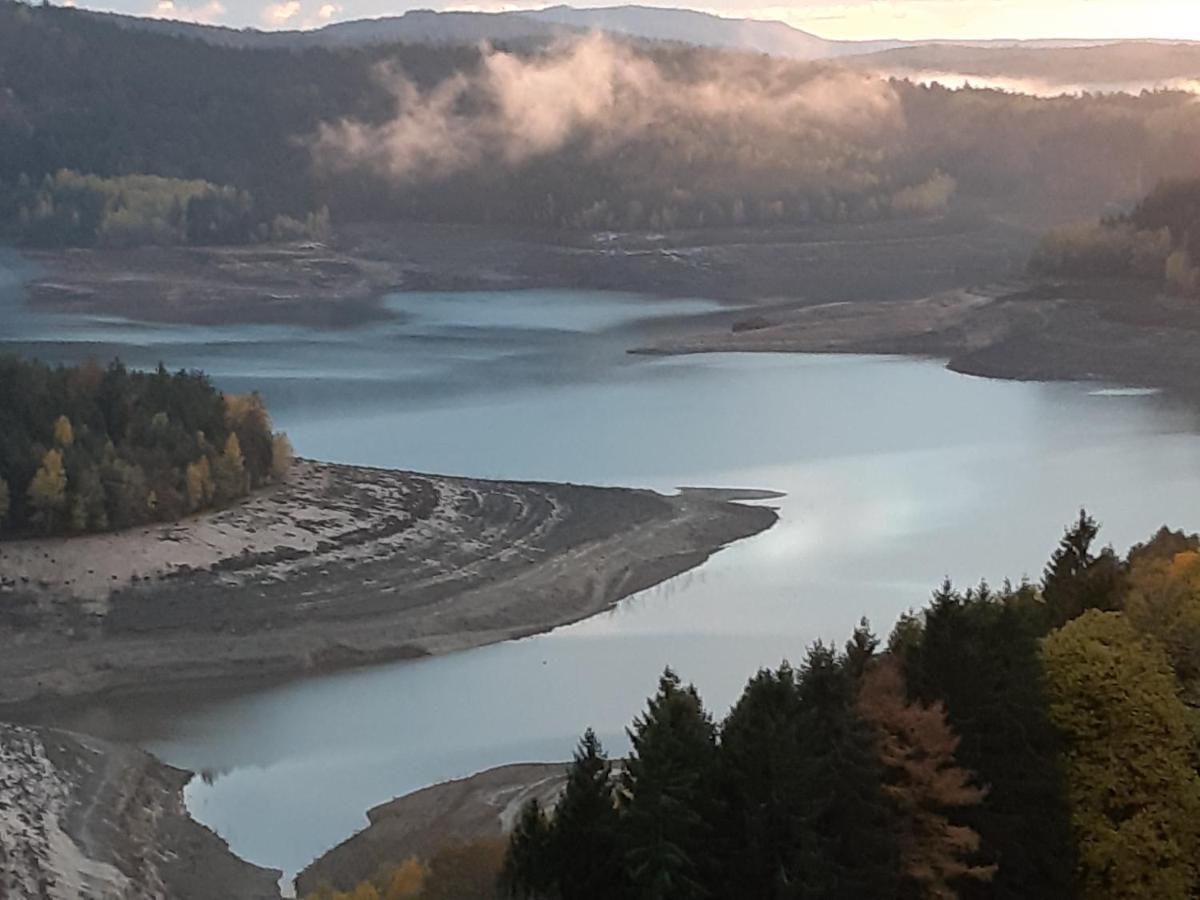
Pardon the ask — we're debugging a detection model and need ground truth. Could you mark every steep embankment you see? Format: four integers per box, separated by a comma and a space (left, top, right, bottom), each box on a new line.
0, 460, 777, 707
0, 722, 281, 899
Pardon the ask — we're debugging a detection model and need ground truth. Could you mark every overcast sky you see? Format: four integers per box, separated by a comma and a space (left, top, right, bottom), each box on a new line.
66, 0, 1196, 41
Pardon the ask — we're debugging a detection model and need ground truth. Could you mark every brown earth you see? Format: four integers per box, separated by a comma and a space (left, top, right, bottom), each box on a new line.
0, 460, 777, 709
294, 762, 570, 897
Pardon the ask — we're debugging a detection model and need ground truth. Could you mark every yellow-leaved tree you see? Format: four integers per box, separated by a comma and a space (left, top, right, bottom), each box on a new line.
1041, 610, 1200, 900
380, 859, 427, 900
1123, 548, 1200, 706
53, 414, 74, 447
213, 432, 246, 503
185, 457, 215, 512
27, 448, 68, 533
271, 432, 293, 481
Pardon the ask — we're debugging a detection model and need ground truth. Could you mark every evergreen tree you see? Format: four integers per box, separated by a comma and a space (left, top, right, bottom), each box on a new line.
549, 729, 626, 900
793, 643, 900, 899
717, 664, 812, 899
900, 583, 1075, 899
621, 669, 721, 900
1042, 510, 1125, 628
501, 798, 555, 899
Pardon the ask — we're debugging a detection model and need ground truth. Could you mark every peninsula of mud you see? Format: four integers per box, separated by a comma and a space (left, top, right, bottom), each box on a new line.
0, 460, 777, 710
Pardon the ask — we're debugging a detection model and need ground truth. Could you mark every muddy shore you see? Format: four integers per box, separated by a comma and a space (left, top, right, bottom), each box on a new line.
639, 279, 1200, 404
0, 460, 777, 709
20, 214, 1033, 326
0, 722, 282, 899
295, 763, 570, 896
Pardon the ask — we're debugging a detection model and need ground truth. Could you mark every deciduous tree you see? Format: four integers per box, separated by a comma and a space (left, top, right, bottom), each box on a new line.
857, 656, 994, 899
1041, 610, 1200, 900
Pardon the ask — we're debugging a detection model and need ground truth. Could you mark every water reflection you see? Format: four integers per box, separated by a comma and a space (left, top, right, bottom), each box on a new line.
5, 265, 1200, 887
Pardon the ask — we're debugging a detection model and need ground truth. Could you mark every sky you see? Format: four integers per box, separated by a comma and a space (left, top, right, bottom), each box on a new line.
63, 0, 1200, 41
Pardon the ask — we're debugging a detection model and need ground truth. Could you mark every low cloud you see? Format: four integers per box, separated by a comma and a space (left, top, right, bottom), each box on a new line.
263, 0, 301, 24
148, 0, 226, 22
315, 34, 901, 182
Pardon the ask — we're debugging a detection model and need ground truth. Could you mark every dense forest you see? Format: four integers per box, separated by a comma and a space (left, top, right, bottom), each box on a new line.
1032, 178, 1200, 294
0, 357, 291, 535
310, 514, 1200, 900
2, 1, 1199, 238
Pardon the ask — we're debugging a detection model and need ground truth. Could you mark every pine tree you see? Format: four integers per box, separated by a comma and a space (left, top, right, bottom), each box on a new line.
857, 656, 994, 899
551, 729, 626, 900
622, 669, 721, 900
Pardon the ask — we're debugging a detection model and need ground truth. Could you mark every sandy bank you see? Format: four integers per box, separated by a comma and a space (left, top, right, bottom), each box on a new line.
295, 762, 570, 896
0, 722, 281, 899
638, 280, 1200, 402
0, 461, 777, 708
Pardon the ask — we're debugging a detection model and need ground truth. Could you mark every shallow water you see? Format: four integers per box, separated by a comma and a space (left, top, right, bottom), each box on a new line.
5, 253, 1200, 889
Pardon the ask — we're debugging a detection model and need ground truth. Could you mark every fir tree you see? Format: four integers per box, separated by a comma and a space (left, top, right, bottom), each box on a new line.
501, 798, 555, 899
717, 663, 813, 899
622, 669, 721, 900
550, 729, 626, 900
794, 643, 900, 900
1042, 510, 1125, 628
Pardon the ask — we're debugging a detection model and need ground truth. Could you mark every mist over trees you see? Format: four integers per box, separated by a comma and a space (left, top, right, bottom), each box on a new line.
0, 357, 291, 535
3, 1, 1200, 241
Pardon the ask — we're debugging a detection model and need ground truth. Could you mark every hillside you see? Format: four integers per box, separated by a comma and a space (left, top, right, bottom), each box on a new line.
75, 3, 1161, 57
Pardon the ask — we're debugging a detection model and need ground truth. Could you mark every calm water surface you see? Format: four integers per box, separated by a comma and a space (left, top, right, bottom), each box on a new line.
4, 249, 1200, 888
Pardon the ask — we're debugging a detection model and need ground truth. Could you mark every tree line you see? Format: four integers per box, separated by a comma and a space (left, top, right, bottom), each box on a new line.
0, 357, 292, 535
3, 2, 1200, 237
1031, 178, 1200, 294
314, 513, 1200, 899
0, 170, 331, 248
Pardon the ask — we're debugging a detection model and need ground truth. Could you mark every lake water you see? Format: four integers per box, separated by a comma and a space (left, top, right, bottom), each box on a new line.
5, 248, 1200, 890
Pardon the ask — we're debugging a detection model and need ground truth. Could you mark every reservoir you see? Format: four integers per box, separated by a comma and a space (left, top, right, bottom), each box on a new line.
5, 261, 1200, 886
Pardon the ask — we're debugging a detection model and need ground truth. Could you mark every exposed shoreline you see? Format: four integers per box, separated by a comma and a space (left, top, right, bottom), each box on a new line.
637, 280, 1200, 406
0, 460, 778, 711
0, 721, 283, 899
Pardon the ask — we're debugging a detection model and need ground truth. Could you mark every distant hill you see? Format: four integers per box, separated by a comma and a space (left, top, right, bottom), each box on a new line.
79, 3, 1190, 61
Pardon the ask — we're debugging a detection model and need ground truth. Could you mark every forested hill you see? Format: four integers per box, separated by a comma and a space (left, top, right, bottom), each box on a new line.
2, 1, 1200, 236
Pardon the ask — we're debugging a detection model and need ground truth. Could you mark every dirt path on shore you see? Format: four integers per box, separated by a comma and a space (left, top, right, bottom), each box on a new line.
0, 461, 777, 708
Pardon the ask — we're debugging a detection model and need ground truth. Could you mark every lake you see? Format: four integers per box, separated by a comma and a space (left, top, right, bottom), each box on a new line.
5, 250, 1200, 889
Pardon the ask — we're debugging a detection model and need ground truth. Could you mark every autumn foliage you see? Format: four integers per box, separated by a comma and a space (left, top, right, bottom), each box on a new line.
0, 356, 291, 535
